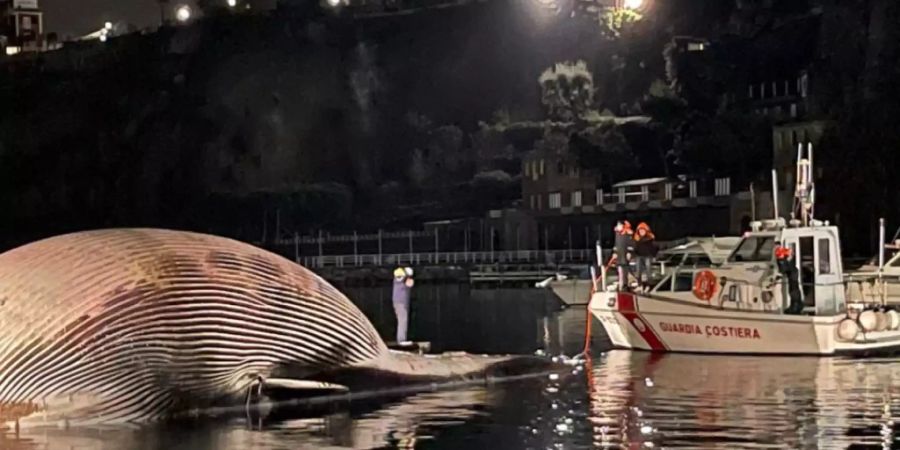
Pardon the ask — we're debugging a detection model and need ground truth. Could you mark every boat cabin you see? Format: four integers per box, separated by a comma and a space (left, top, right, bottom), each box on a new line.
651, 219, 846, 316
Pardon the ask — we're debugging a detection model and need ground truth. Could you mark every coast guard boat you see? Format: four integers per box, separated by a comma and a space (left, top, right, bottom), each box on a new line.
589, 144, 900, 355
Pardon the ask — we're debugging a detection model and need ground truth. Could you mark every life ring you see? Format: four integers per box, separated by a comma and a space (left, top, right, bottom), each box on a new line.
693, 270, 718, 301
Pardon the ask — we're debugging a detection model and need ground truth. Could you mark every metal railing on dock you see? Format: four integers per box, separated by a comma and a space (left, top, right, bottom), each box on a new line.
297, 249, 596, 269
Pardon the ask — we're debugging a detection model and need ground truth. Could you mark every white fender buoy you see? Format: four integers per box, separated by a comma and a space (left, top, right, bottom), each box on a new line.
859, 310, 878, 332
876, 311, 889, 331
836, 319, 860, 342
888, 310, 900, 330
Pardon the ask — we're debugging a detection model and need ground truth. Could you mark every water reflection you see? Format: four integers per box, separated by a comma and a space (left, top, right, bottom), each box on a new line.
587, 351, 900, 449
0, 388, 493, 450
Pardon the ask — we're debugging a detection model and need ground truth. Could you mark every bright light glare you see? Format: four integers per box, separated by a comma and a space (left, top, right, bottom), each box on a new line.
175, 5, 192, 22
623, 0, 644, 9
99, 34, 107, 42
104, 22, 112, 30
326, 0, 341, 7
227, 0, 237, 7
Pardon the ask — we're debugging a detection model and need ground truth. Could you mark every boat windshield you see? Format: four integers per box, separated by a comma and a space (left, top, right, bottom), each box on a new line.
729, 236, 775, 263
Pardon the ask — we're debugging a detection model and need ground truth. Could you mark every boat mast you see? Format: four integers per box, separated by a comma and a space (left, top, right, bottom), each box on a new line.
794, 142, 815, 227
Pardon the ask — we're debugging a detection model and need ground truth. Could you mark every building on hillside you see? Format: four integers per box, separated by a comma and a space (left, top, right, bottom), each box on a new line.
491, 156, 772, 252
1, 0, 44, 55
522, 147, 600, 215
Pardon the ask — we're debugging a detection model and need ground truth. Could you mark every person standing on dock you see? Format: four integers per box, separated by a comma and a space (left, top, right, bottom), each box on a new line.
633, 222, 658, 292
392, 267, 415, 344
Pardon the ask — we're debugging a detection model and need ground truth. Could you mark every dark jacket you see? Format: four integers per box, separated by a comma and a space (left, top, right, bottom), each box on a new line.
614, 233, 633, 266
634, 238, 658, 258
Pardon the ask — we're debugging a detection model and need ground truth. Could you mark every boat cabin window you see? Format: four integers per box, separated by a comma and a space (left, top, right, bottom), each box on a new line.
729, 236, 775, 262
653, 274, 672, 291
684, 254, 712, 267
673, 272, 694, 291
653, 272, 694, 292
817, 238, 832, 274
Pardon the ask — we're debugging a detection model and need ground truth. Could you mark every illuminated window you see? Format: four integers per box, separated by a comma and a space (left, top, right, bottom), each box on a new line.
549, 192, 561, 209
571, 191, 582, 207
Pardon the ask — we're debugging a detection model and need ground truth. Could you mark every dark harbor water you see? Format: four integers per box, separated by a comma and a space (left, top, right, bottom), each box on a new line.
3, 285, 900, 449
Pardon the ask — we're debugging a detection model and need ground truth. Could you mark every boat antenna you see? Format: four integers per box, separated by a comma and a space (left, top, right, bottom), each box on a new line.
879, 218, 886, 272
771, 169, 779, 221
794, 142, 815, 226
750, 182, 756, 221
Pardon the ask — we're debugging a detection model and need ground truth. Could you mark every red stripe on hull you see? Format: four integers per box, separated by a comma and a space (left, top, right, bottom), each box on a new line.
617, 293, 667, 351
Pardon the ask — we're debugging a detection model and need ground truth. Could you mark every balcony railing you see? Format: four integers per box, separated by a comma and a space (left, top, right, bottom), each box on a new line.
595, 177, 732, 206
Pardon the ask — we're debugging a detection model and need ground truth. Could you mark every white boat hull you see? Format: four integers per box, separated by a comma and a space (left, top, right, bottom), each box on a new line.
590, 291, 900, 355
549, 279, 594, 306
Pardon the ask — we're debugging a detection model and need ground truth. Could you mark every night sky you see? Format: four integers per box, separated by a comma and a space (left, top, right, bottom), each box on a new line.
40, 0, 198, 36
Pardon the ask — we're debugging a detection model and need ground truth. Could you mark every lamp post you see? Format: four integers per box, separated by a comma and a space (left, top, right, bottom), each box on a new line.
158, 0, 169, 25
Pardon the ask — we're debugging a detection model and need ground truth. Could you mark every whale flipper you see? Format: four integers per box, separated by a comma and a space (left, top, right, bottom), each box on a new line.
262, 378, 349, 392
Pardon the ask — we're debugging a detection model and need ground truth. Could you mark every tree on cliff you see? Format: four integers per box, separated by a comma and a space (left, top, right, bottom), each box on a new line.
539, 60, 597, 122
568, 124, 637, 182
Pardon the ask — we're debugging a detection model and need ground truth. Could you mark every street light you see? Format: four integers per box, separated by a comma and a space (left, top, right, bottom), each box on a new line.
623, 0, 643, 9
175, 4, 192, 22
226, 0, 237, 7
326, 0, 341, 7
104, 21, 113, 30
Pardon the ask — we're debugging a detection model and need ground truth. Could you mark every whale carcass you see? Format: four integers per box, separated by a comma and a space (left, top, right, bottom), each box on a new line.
0, 229, 545, 428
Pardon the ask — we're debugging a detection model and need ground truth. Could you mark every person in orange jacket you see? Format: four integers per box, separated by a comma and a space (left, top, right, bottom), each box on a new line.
775, 244, 804, 314
633, 222, 658, 292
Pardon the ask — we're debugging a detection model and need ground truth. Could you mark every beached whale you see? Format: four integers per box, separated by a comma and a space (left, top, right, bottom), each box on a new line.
0, 229, 548, 428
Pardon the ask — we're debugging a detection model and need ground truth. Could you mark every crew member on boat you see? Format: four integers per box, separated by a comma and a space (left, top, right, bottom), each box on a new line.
775, 244, 804, 315
610, 221, 634, 291
633, 222, 658, 292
